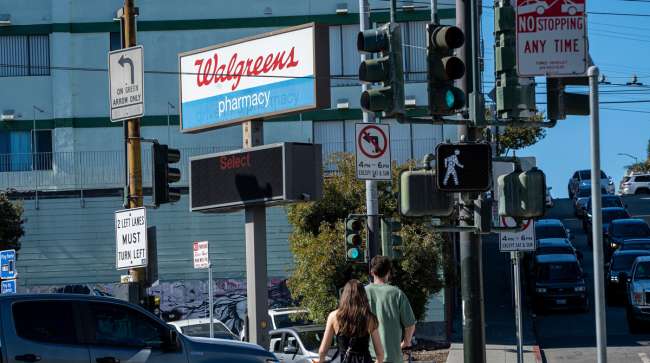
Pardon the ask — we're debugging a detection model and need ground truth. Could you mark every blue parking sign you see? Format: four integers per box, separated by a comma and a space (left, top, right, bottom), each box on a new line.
1, 279, 16, 294
0, 250, 16, 279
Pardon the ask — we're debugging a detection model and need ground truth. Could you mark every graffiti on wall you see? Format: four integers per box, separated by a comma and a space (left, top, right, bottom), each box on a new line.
23, 278, 293, 335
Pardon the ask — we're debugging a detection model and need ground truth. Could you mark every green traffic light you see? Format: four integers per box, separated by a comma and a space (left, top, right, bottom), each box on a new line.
444, 89, 455, 109
347, 248, 360, 260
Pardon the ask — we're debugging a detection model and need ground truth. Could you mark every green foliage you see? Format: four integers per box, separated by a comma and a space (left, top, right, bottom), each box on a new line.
497, 113, 547, 156
628, 160, 650, 174
0, 193, 24, 252
286, 153, 450, 323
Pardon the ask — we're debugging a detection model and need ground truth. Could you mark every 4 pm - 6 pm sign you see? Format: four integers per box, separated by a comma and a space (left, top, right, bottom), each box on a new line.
178, 23, 330, 133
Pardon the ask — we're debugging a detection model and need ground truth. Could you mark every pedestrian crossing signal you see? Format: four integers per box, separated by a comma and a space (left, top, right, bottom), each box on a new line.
436, 143, 492, 192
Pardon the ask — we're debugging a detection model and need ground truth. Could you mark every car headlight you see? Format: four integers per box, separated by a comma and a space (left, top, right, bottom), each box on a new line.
610, 242, 618, 249
536, 287, 547, 293
575, 286, 586, 292
610, 275, 619, 282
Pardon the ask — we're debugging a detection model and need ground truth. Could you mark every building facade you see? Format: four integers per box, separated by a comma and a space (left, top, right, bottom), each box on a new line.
0, 0, 456, 337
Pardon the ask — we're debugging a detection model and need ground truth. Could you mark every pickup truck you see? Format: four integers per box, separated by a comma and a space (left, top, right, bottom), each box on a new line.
0, 294, 279, 363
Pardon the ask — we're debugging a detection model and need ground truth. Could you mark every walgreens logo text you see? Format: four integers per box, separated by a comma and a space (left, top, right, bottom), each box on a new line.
193, 47, 300, 91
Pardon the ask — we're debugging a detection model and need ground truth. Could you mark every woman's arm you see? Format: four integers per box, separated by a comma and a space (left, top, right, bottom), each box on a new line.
318, 311, 337, 363
370, 322, 384, 363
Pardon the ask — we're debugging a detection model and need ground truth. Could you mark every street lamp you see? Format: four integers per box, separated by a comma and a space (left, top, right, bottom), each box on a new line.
167, 101, 175, 145
618, 153, 639, 164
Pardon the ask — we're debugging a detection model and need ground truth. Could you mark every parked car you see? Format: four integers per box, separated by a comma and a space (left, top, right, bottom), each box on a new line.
531, 254, 588, 313
575, 197, 590, 219
606, 219, 650, 259
620, 173, 650, 195
606, 249, 650, 304
0, 294, 279, 363
269, 325, 338, 363
241, 308, 312, 341
621, 238, 650, 251
169, 318, 239, 340
535, 219, 572, 241
586, 207, 631, 246
626, 256, 650, 333
568, 169, 614, 199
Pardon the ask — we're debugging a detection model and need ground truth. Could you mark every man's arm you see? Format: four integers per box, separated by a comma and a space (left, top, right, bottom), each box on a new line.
401, 324, 416, 349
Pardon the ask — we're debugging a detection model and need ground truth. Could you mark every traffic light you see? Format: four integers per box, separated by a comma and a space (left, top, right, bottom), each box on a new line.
399, 169, 453, 217
380, 219, 403, 259
345, 216, 366, 263
498, 167, 546, 218
357, 23, 405, 118
152, 143, 181, 206
494, 1, 536, 120
546, 77, 590, 120
427, 23, 466, 116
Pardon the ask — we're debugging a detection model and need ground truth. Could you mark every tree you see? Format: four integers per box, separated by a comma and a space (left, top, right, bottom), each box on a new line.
286, 153, 452, 323
497, 113, 547, 156
0, 193, 25, 252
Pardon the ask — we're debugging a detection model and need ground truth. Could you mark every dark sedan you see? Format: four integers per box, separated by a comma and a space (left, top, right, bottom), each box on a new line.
606, 219, 650, 259
586, 207, 631, 247
620, 238, 650, 251
606, 249, 650, 303
531, 254, 588, 313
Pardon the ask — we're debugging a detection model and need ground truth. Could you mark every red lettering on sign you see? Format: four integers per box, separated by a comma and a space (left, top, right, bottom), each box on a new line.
219, 153, 252, 170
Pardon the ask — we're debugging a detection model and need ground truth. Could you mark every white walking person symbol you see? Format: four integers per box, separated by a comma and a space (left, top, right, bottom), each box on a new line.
443, 149, 464, 186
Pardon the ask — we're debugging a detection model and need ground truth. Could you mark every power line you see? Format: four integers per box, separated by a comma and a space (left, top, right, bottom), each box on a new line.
588, 11, 650, 17
602, 107, 650, 114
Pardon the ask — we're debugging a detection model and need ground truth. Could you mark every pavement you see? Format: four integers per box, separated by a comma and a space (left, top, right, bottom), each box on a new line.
445, 343, 541, 363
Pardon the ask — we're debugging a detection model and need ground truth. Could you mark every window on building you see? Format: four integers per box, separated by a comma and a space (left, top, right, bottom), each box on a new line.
0, 35, 50, 77
0, 130, 53, 172
401, 21, 428, 82
110, 32, 122, 51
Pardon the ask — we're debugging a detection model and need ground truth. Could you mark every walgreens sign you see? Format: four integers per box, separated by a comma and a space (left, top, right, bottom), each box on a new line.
179, 23, 330, 132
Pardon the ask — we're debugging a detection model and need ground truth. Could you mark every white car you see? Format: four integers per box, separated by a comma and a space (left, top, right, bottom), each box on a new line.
518, 0, 551, 15
240, 307, 312, 341
626, 256, 650, 333
169, 318, 239, 340
620, 173, 650, 195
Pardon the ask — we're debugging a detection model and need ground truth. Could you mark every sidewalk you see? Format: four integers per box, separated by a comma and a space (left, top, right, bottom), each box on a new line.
445, 343, 542, 363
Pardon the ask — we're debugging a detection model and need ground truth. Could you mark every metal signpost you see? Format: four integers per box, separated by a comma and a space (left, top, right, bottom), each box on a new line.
499, 217, 536, 363
109, 45, 144, 122
115, 207, 148, 270
515, 0, 587, 77
193, 241, 214, 339
355, 123, 392, 181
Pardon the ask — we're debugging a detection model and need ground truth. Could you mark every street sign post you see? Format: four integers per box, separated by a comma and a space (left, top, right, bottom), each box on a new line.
0, 249, 16, 279
109, 45, 144, 122
1, 279, 16, 294
355, 123, 391, 181
515, 0, 587, 77
115, 207, 148, 270
193, 241, 214, 338
436, 143, 492, 192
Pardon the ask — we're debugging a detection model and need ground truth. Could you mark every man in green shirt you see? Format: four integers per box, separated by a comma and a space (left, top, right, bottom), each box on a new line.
365, 256, 416, 363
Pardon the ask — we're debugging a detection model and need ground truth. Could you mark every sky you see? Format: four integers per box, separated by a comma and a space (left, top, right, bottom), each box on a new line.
481, 0, 650, 198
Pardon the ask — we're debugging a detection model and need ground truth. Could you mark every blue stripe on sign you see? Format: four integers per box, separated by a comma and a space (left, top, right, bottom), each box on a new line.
182, 77, 316, 129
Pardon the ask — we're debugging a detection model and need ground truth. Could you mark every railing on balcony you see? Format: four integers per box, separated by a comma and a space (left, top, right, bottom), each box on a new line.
0, 138, 439, 193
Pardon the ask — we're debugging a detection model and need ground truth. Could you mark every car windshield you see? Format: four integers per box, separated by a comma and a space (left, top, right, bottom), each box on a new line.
603, 210, 630, 224
536, 226, 567, 239
180, 323, 229, 338
537, 246, 572, 255
613, 253, 650, 270
273, 313, 312, 329
577, 189, 591, 198
578, 170, 606, 179
537, 262, 580, 282
601, 197, 623, 208
622, 176, 631, 183
298, 330, 335, 352
613, 223, 650, 238
634, 262, 650, 280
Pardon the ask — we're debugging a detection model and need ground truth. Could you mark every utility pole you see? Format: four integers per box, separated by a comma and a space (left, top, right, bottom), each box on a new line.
120, 0, 145, 305
359, 0, 379, 263
457, 0, 487, 361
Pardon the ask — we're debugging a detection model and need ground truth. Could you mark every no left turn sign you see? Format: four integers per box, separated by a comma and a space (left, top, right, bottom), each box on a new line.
356, 123, 391, 180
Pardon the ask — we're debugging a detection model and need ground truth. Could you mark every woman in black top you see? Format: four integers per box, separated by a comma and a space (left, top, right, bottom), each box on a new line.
317, 279, 384, 363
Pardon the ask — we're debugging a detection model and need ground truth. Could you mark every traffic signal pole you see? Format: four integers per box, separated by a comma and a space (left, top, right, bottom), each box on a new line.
120, 0, 145, 304
359, 0, 380, 263
457, 0, 486, 361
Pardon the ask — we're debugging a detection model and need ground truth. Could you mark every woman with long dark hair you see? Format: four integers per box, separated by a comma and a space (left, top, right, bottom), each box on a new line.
316, 279, 384, 363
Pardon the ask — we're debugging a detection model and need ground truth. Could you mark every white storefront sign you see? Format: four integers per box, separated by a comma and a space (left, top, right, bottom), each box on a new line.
516, 0, 587, 76
115, 207, 148, 270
